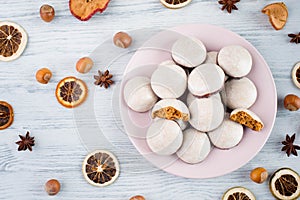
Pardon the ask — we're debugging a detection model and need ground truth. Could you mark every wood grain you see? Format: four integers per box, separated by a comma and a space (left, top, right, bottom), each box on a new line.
0, 0, 300, 199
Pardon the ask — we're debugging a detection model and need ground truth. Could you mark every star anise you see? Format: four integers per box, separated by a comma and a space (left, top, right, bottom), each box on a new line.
288, 32, 300, 44
218, 0, 240, 13
15, 131, 35, 151
281, 133, 300, 157
94, 70, 114, 89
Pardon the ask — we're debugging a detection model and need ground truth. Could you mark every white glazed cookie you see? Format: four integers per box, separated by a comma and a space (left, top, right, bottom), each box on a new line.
230, 108, 264, 131
186, 92, 221, 107
151, 64, 187, 98
223, 77, 257, 109
172, 37, 207, 68
152, 99, 190, 121
208, 115, 244, 149
176, 128, 211, 164
159, 60, 176, 66
124, 76, 158, 112
218, 45, 252, 78
188, 63, 225, 97
188, 97, 224, 132
204, 51, 218, 64
146, 119, 183, 156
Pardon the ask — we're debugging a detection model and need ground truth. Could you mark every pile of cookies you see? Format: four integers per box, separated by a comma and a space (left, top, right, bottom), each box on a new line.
123, 36, 264, 164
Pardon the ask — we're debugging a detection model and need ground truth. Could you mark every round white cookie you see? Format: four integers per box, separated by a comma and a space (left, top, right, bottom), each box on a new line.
208, 115, 244, 149
204, 51, 218, 64
188, 63, 225, 97
159, 60, 176, 66
124, 76, 158, 112
218, 45, 252, 78
172, 37, 207, 68
188, 97, 224, 132
151, 64, 187, 98
152, 99, 190, 121
176, 128, 211, 164
146, 119, 183, 156
223, 77, 257, 109
186, 92, 221, 107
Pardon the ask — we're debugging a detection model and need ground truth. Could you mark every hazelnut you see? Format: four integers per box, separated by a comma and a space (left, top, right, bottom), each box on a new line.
284, 94, 300, 111
45, 179, 60, 195
76, 57, 94, 74
40, 4, 55, 22
130, 195, 145, 200
36, 68, 52, 84
250, 167, 268, 184
113, 32, 132, 48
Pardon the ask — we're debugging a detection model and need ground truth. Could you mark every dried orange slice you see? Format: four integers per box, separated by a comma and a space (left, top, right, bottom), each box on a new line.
160, 0, 192, 9
82, 150, 120, 187
0, 101, 14, 130
55, 76, 88, 108
0, 21, 27, 62
269, 168, 300, 200
262, 2, 288, 30
69, 0, 110, 21
222, 187, 256, 200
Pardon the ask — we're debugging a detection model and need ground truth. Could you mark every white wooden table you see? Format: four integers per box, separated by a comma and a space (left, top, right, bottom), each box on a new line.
0, 0, 300, 199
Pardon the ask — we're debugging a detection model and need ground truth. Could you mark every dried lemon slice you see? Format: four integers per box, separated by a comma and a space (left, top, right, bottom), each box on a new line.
82, 150, 120, 187
160, 0, 192, 9
292, 62, 300, 89
222, 187, 256, 200
269, 168, 300, 200
262, 2, 288, 30
0, 101, 14, 130
55, 76, 88, 108
0, 21, 27, 62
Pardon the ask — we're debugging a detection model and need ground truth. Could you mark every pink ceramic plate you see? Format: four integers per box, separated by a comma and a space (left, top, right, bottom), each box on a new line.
119, 24, 277, 178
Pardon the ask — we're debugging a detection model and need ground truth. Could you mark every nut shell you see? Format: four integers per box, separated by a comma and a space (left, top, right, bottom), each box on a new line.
45, 179, 60, 195
36, 68, 52, 84
130, 195, 145, 200
113, 32, 132, 48
250, 167, 268, 184
40, 4, 55, 22
76, 57, 94, 74
284, 94, 300, 111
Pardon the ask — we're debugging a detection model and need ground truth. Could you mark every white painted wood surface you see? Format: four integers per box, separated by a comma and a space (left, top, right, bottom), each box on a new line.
0, 0, 300, 199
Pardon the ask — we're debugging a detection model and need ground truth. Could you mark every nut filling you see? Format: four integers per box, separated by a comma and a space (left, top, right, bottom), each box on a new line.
228, 192, 251, 200
275, 174, 298, 197
0, 25, 22, 57
60, 81, 83, 103
85, 152, 117, 184
152, 106, 189, 121
230, 111, 263, 131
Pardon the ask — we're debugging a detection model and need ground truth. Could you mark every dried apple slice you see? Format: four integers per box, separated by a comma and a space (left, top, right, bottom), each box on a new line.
69, 0, 110, 21
262, 2, 288, 30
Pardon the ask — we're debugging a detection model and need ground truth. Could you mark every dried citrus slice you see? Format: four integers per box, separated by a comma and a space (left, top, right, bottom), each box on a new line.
222, 187, 256, 200
55, 76, 88, 108
269, 168, 300, 200
69, 0, 110, 21
292, 62, 300, 89
0, 21, 27, 62
262, 2, 288, 30
82, 150, 120, 187
160, 0, 192, 9
0, 101, 14, 130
